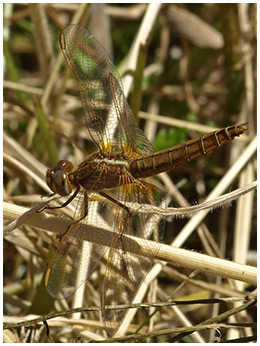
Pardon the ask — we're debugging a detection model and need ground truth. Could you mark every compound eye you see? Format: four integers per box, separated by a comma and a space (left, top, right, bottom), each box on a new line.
46, 169, 55, 193
53, 160, 74, 173
46, 161, 74, 195
52, 170, 72, 196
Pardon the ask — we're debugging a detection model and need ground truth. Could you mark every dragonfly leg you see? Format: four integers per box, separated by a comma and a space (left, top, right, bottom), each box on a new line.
99, 191, 130, 254
60, 191, 89, 238
118, 217, 129, 255
99, 191, 130, 214
40, 186, 80, 212
70, 190, 89, 224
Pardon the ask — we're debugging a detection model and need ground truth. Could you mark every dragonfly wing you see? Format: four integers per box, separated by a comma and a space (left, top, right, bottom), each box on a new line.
101, 184, 166, 335
45, 223, 108, 299
45, 193, 111, 299
60, 24, 155, 155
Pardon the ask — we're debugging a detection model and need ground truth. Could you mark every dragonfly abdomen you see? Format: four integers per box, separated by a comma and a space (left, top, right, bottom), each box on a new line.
130, 123, 247, 179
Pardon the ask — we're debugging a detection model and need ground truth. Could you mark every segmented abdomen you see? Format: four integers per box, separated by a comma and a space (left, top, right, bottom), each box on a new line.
130, 123, 247, 179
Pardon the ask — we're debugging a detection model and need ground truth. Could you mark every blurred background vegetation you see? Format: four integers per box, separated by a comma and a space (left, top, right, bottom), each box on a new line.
3, 3, 256, 342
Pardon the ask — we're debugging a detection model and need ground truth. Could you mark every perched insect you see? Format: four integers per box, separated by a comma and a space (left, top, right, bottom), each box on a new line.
44, 24, 247, 335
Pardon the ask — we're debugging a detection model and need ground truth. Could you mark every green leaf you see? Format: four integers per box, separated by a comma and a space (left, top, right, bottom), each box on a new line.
153, 127, 187, 151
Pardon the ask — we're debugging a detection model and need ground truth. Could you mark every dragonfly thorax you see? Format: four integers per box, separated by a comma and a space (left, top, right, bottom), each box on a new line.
75, 152, 132, 191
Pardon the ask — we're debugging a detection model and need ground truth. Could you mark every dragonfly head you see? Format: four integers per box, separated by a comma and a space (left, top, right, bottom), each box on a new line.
46, 160, 74, 196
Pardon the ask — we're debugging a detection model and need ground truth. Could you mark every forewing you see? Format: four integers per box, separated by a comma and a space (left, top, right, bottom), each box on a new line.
45, 193, 111, 299
60, 24, 154, 155
101, 183, 166, 335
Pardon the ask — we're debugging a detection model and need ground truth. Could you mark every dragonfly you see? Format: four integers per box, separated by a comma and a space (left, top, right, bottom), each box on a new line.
44, 24, 247, 335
